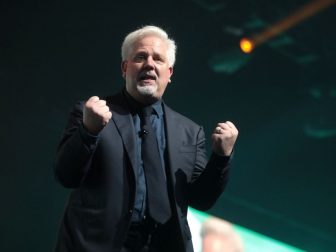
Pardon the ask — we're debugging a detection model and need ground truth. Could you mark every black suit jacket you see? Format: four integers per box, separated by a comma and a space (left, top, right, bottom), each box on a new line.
54, 91, 230, 252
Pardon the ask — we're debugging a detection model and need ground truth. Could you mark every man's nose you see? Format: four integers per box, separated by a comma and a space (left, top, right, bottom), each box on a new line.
143, 57, 155, 69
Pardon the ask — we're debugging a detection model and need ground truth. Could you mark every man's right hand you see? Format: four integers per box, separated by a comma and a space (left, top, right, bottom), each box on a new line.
83, 96, 112, 135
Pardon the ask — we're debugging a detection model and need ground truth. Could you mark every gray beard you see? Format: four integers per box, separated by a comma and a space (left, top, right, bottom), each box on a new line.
137, 85, 158, 96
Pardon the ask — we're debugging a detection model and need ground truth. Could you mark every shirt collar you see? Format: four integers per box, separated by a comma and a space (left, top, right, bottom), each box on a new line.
123, 89, 163, 118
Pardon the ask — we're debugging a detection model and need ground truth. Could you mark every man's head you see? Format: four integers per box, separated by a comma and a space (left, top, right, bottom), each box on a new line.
121, 25, 176, 104
201, 217, 244, 252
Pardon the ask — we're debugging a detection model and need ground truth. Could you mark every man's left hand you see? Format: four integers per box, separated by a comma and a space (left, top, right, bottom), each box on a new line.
211, 121, 238, 156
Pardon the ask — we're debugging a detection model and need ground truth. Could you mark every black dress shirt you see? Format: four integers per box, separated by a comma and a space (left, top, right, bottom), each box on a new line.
123, 91, 167, 222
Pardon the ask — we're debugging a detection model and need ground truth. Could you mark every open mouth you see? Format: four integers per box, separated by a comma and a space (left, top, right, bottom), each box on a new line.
138, 73, 156, 82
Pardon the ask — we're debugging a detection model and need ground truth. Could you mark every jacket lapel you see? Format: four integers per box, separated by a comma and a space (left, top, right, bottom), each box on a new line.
107, 92, 137, 178
163, 104, 180, 180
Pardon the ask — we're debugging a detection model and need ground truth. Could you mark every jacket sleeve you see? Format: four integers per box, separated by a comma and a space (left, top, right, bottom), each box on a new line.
187, 127, 231, 211
54, 102, 99, 188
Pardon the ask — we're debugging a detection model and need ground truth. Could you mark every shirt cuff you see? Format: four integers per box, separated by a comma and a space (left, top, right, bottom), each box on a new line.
210, 151, 233, 166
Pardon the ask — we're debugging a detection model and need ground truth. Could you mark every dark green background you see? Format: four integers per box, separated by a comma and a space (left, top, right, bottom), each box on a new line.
1, 0, 335, 251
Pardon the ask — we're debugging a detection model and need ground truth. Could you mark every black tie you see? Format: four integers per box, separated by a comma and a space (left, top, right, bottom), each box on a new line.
140, 106, 171, 224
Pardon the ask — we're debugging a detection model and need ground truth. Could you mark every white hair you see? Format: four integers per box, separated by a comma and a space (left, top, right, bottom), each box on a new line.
121, 25, 177, 67
201, 217, 244, 252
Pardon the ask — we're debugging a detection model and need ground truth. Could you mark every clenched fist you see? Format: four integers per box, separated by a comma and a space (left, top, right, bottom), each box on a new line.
83, 96, 112, 135
211, 121, 238, 156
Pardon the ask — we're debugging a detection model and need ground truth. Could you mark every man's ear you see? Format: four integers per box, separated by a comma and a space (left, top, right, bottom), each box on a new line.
169, 67, 173, 76
168, 67, 173, 83
121, 61, 127, 79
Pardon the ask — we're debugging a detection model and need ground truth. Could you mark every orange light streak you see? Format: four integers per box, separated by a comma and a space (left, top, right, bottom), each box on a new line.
241, 0, 336, 53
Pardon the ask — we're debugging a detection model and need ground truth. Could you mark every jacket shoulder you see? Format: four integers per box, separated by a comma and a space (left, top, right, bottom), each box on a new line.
163, 104, 201, 129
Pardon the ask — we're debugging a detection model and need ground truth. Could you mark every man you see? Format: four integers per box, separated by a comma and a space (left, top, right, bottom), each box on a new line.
201, 217, 244, 252
54, 25, 238, 252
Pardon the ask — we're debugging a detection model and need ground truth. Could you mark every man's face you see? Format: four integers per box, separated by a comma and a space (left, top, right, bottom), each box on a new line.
122, 36, 173, 104
202, 233, 239, 252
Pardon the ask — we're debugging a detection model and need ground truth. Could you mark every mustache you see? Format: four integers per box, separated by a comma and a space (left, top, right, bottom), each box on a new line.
137, 71, 157, 80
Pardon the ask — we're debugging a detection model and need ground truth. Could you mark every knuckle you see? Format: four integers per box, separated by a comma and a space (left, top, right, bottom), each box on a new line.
99, 100, 106, 106
89, 96, 99, 102
92, 106, 101, 115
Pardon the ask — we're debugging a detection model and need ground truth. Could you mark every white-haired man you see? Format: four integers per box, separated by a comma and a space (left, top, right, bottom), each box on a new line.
54, 25, 238, 252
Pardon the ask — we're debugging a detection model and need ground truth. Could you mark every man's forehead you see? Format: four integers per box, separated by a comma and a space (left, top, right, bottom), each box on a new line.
133, 36, 167, 50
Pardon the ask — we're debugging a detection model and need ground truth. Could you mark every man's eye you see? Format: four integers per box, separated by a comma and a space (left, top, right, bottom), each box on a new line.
154, 57, 164, 63
135, 55, 146, 60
